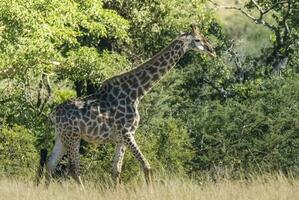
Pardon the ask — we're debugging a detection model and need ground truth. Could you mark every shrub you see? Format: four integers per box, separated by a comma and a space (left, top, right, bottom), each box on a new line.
0, 125, 38, 178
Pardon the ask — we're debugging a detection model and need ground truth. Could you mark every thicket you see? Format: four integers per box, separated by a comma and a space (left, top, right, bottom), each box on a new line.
0, 0, 298, 182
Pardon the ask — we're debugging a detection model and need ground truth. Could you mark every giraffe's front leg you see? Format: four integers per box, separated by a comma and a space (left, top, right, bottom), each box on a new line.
112, 143, 126, 185
124, 134, 152, 184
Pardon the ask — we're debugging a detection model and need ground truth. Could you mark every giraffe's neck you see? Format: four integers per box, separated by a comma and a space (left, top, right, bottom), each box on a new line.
101, 39, 187, 101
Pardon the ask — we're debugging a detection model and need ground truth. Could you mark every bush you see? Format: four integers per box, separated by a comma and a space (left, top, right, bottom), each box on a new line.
184, 77, 299, 176
0, 125, 38, 178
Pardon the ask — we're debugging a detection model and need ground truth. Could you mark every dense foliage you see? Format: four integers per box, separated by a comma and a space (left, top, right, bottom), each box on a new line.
0, 0, 298, 182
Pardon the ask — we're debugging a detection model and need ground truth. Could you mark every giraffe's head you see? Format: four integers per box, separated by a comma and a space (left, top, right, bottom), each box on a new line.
180, 24, 216, 57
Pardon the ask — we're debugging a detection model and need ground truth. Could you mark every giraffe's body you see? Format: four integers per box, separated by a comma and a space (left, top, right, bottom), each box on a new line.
52, 39, 186, 145
52, 92, 138, 145
36, 25, 216, 187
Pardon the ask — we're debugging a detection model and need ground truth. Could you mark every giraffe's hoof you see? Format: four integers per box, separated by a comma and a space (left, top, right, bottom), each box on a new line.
144, 167, 152, 184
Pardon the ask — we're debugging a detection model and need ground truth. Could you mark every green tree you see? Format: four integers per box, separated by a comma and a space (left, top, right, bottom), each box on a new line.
0, 0, 130, 134
210, 0, 299, 75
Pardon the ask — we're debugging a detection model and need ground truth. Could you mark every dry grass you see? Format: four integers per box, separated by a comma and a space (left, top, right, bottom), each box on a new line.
0, 174, 298, 200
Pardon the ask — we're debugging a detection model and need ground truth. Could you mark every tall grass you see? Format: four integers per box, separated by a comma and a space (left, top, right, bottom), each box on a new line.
0, 174, 298, 200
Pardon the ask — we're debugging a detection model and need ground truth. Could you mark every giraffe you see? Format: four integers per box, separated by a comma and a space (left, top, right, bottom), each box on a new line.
35, 24, 216, 187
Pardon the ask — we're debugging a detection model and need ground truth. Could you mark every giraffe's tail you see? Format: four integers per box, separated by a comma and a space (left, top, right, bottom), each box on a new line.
35, 149, 48, 186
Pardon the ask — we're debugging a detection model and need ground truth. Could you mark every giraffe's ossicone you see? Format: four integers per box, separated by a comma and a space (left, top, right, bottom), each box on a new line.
35, 24, 216, 187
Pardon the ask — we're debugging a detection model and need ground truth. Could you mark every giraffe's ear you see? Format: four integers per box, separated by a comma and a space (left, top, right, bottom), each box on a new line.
190, 23, 197, 34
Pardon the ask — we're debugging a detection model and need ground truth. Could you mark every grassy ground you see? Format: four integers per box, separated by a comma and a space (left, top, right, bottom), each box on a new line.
0, 174, 298, 200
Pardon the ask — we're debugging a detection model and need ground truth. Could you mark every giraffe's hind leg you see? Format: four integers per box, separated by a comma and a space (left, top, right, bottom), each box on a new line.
45, 135, 65, 187
112, 143, 126, 185
124, 134, 152, 184
64, 137, 85, 189
35, 149, 48, 186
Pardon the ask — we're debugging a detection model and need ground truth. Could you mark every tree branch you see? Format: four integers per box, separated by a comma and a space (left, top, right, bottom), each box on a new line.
251, 0, 265, 15
262, 1, 288, 15
37, 73, 52, 116
282, 0, 292, 42
208, 0, 276, 31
